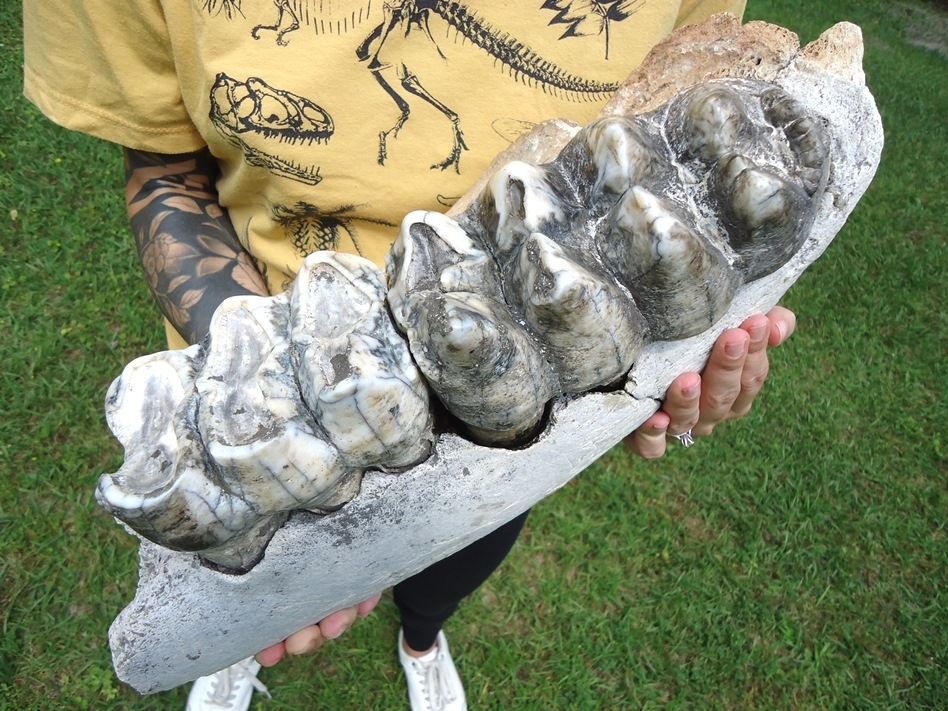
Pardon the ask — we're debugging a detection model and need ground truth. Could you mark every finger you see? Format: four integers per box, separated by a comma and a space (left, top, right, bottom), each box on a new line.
318, 605, 360, 641
256, 641, 286, 668
284, 625, 326, 656
662, 371, 701, 436
357, 593, 382, 618
729, 315, 771, 418
623, 410, 670, 460
694, 328, 749, 436
767, 306, 797, 347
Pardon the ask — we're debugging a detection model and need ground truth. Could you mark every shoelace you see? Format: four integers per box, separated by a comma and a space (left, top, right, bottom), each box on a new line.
205, 659, 271, 708
417, 656, 458, 711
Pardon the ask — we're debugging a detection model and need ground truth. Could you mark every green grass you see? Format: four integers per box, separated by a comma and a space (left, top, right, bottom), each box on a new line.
1, 0, 945, 708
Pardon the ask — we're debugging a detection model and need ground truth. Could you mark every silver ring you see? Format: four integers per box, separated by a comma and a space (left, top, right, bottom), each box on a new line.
670, 428, 695, 448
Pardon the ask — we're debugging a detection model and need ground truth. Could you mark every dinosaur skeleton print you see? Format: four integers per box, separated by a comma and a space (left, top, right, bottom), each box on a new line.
207, 1, 640, 174
27, 0, 744, 300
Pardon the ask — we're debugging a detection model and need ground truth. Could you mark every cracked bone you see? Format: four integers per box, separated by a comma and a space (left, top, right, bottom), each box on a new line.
102, 15, 882, 693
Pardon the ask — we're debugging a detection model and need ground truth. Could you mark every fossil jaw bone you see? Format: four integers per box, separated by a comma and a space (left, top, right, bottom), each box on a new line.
101, 77, 831, 568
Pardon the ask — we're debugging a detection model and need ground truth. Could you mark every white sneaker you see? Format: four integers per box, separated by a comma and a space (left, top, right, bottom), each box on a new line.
398, 629, 468, 711
186, 657, 271, 710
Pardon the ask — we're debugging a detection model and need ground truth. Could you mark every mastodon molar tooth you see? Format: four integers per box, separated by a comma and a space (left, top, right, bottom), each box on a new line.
672, 83, 755, 163
310, 330, 434, 469
402, 290, 556, 446
196, 294, 352, 512
511, 233, 647, 392
291, 252, 434, 469
578, 117, 661, 197
760, 87, 831, 196
601, 186, 740, 340
97, 348, 258, 556
291, 251, 387, 347
482, 160, 577, 257
98, 372, 273, 571
102, 346, 200, 465
97, 459, 262, 557
98, 348, 202, 527
716, 153, 811, 280
98, 58, 866, 584
760, 86, 810, 126
386, 211, 503, 327
100, 249, 437, 572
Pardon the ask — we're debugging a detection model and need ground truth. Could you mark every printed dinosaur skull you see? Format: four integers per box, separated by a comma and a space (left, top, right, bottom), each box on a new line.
209, 73, 333, 185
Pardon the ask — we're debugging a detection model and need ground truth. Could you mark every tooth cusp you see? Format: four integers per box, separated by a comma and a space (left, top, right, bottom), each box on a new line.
512, 233, 647, 392
673, 84, 755, 162
717, 154, 811, 280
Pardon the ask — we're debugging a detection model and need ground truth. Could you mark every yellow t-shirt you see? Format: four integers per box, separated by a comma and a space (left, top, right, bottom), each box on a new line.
25, 0, 743, 292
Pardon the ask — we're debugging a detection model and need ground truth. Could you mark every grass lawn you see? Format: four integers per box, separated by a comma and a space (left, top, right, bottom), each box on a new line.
1, 0, 945, 708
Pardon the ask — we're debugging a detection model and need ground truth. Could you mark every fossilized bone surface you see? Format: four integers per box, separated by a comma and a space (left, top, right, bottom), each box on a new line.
101, 75, 833, 570
102, 15, 882, 694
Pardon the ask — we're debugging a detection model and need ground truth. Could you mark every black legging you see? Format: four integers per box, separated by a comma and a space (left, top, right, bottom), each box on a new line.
393, 510, 530, 652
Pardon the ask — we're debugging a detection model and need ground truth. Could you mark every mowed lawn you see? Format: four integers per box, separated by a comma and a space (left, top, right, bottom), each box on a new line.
1, 0, 945, 709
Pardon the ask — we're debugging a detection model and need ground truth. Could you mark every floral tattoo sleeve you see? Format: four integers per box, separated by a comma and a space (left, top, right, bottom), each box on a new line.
124, 148, 269, 345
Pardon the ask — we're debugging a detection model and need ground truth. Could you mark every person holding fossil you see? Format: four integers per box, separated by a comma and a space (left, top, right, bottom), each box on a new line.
24, 1, 795, 709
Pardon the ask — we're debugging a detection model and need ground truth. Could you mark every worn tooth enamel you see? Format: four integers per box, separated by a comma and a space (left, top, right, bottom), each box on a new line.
384, 80, 826, 450
580, 117, 656, 195
717, 153, 810, 280
386, 211, 503, 327
599, 186, 740, 340
311, 330, 433, 469
96, 349, 199, 520
780, 117, 830, 196
718, 154, 788, 224
99, 251, 434, 570
196, 294, 344, 512
674, 84, 754, 162
96, 347, 244, 547
404, 290, 556, 446
291, 252, 434, 470
760, 88, 831, 196
101, 347, 199, 471
483, 161, 575, 256
760, 86, 806, 125
98, 361, 270, 570
786, 117, 830, 174
512, 233, 647, 391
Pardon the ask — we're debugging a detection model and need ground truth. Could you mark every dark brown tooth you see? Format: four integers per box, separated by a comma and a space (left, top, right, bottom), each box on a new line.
761, 87, 831, 196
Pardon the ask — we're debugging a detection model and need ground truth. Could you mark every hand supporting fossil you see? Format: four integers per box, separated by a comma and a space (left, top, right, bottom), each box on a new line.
626, 306, 797, 458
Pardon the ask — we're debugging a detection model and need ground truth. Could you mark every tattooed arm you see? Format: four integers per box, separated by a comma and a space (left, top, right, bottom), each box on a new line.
124, 148, 270, 345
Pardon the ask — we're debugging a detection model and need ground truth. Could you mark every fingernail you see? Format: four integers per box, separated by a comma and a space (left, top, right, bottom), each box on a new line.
725, 338, 747, 358
749, 322, 768, 343
293, 639, 318, 655
325, 626, 347, 640
773, 322, 785, 343
683, 382, 699, 398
